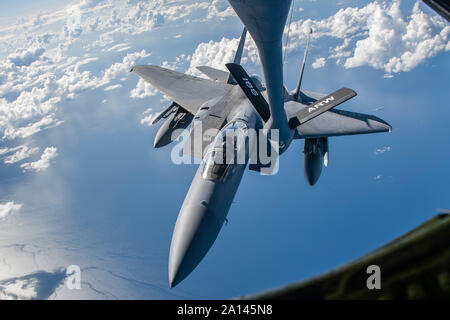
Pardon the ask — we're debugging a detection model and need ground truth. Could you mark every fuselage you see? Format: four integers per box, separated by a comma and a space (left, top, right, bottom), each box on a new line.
169, 102, 258, 287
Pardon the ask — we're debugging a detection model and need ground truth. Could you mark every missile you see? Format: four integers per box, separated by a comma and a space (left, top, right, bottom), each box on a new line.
154, 107, 193, 148
303, 137, 327, 186
303, 147, 322, 186
323, 137, 329, 167
151, 102, 178, 125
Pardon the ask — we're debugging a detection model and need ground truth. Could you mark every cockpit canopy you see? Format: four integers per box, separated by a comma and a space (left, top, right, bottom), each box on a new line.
250, 76, 264, 92
201, 120, 249, 183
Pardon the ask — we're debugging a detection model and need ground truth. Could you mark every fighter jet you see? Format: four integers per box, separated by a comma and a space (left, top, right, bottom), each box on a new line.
130, 0, 392, 288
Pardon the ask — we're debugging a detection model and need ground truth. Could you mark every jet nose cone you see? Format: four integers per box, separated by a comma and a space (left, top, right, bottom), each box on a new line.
305, 176, 317, 186
303, 153, 323, 186
153, 130, 170, 148
168, 204, 223, 288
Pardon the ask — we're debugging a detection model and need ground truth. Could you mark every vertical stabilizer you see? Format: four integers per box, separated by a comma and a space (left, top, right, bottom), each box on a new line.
293, 28, 312, 101
234, 27, 247, 64
227, 27, 247, 84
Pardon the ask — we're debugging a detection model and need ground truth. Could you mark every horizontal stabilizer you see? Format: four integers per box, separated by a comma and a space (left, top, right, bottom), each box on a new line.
294, 108, 392, 139
196, 66, 230, 83
288, 88, 356, 129
225, 63, 271, 122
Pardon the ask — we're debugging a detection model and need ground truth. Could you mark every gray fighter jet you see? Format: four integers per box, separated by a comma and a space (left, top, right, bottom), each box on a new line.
130, 0, 392, 288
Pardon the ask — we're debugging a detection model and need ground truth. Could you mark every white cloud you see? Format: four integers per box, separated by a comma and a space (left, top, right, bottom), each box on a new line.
140, 107, 156, 126
188, 37, 239, 74
188, 36, 259, 76
0, 268, 67, 299
101, 50, 151, 85
3, 145, 39, 164
104, 43, 130, 53
186, 1, 448, 77
3, 116, 64, 140
286, 1, 449, 73
0, 201, 22, 219
0, 44, 147, 145
20, 147, 58, 172
344, 2, 449, 73
104, 84, 122, 91
0, 0, 216, 150
206, 0, 235, 20
0, 145, 23, 156
8, 47, 45, 67
374, 146, 391, 155
140, 114, 156, 126
312, 57, 326, 69
130, 78, 158, 99
116, 46, 131, 53
161, 53, 191, 71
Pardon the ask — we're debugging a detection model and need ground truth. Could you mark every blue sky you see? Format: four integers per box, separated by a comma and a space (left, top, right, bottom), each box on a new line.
0, 0, 448, 299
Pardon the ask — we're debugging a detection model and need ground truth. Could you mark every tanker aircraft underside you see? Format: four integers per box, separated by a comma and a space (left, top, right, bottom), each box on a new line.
130, 0, 391, 287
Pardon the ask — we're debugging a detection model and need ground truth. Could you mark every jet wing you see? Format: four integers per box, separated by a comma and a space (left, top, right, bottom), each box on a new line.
301, 90, 327, 101
196, 66, 230, 83
292, 108, 392, 139
130, 65, 229, 115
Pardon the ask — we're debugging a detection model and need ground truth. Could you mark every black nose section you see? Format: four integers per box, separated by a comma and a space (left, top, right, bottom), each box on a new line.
303, 152, 323, 186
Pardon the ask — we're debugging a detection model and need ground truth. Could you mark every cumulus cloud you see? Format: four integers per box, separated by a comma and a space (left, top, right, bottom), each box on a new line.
0, 0, 214, 157
0, 45, 70, 142
8, 47, 45, 67
20, 147, 58, 172
188, 36, 259, 76
312, 57, 326, 69
206, 0, 235, 20
344, 2, 449, 73
130, 78, 157, 99
65, 4, 82, 38
286, 1, 449, 74
187, 1, 448, 78
0, 201, 22, 219
101, 50, 151, 84
161, 54, 191, 71
0, 268, 67, 299
0, 43, 146, 146
189, 37, 240, 74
